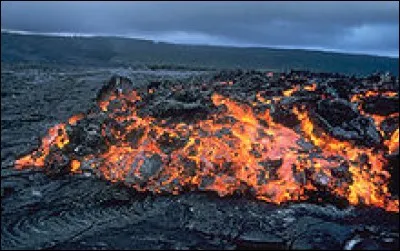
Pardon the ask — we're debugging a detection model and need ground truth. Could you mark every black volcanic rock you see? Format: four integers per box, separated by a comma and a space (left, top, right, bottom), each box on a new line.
315, 99, 382, 147
139, 154, 163, 180
362, 96, 399, 116
328, 79, 352, 100
381, 116, 399, 139
44, 149, 70, 176
2, 65, 399, 250
96, 75, 136, 103
66, 117, 108, 156
150, 99, 209, 118
317, 99, 359, 126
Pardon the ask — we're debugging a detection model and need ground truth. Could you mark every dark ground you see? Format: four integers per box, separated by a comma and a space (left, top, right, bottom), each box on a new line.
2, 32, 399, 76
1, 64, 399, 250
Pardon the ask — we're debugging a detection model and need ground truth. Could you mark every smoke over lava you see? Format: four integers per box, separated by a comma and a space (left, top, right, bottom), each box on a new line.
15, 71, 399, 212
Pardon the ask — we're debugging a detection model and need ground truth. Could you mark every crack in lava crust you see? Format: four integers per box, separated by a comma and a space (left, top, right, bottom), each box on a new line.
15, 75, 399, 212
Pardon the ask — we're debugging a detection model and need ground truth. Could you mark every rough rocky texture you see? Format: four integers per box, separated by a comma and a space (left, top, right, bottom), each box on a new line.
1, 65, 399, 250
315, 99, 382, 147
362, 96, 399, 116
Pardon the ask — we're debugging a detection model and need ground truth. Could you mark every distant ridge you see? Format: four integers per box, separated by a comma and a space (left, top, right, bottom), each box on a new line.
2, 31, 398, 76
2, 28, 398, 59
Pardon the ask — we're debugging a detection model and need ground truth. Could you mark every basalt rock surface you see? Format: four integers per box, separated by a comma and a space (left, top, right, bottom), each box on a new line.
2, 65, 399, 250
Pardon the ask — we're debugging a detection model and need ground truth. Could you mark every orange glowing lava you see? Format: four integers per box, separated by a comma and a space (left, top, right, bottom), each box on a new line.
14, 80, 399, 212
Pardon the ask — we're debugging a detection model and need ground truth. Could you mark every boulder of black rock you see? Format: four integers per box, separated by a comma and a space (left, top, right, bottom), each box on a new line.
44, 149, 71, 176
328, 79, 352, 100
317, 99, 358, 126
361, 96, 399, 116
66, 118, 108, 156
96, 75, 136, 103
125, 154, 164, 186
139, 154, 163, 181
150, 99, 209, 119
380, 116, 399, 139
315, 99, 382, 147
270, 103, 300, 128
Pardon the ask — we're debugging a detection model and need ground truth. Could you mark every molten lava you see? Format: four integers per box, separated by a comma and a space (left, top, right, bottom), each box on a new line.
15, 78, 399, 212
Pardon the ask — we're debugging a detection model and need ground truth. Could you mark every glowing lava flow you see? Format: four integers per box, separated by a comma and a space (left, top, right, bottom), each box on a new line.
15, 83, 399, 212
386, 128, 399, 154
292, 107, 398, 211
15, 123, 69, 168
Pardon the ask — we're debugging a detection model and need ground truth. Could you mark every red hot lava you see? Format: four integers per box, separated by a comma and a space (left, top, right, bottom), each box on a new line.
15, 77, 399, 212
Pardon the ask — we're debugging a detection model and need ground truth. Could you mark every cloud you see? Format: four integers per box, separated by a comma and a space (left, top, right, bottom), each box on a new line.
1, 1, 399, 57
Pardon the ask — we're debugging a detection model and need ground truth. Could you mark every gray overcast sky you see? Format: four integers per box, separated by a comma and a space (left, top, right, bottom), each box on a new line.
1, 1, 399, 57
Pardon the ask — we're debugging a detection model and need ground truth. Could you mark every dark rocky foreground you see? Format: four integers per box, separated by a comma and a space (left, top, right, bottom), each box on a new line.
1, 65, 399, 250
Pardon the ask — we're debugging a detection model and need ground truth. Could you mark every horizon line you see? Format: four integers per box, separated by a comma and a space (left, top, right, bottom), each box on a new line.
1, 28, 399, 59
